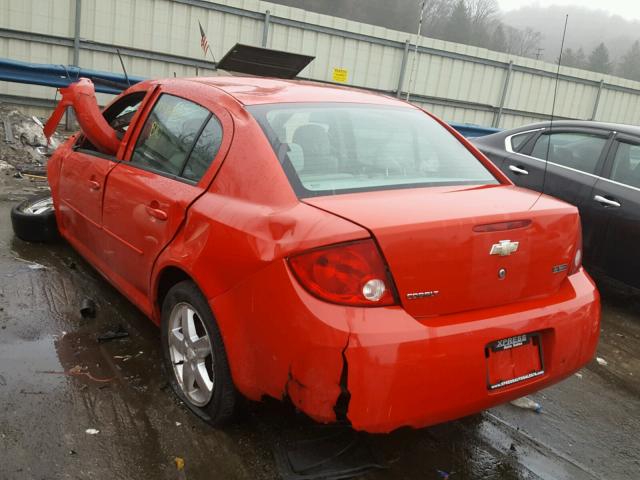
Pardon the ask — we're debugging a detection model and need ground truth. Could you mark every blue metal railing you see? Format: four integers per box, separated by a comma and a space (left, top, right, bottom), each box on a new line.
0, 58, 144, 94
449, 122, 501, 138
1, 57, 501, 137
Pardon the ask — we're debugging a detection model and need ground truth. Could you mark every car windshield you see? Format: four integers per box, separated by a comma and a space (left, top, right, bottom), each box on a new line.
248, 103, 498, 197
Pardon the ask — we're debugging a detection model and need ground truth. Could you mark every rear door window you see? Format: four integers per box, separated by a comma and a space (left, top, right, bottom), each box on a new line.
131, 94, 210, 176
609, 141, 640, 189
530, 132, 607, 175
181, 116, 223, 182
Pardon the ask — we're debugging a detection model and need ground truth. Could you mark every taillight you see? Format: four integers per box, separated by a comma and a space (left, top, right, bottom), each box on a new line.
288, 239, 396, 306
569, 225, 583, 275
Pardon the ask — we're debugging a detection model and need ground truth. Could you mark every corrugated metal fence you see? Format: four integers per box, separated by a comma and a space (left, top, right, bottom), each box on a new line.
2, 0, 640, 128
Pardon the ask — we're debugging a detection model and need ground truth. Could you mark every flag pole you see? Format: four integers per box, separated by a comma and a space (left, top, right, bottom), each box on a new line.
208, 47, 217, 69
198, 19, 217, 70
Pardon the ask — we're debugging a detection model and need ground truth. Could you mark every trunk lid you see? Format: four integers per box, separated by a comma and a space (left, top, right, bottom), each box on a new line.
303, 185, 579, 318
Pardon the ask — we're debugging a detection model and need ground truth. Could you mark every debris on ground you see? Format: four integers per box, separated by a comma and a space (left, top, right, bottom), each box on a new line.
37, 364, 113, 383
273, 427, 385, 480
80, 298, 97, 318
597, 357, 608, 366
85, 428, 100, 435
174, 457, 185, 470
510, 397, 542, 413
27, 263, 46, 270
97, 325, 129, 343
0, 104, 67, 181
575, 372, 583, 379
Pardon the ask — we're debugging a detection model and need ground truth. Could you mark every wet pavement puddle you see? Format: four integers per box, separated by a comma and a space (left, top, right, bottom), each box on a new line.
1, 196, 640, 479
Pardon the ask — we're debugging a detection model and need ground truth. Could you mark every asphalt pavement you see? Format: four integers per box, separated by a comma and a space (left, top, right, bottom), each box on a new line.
1, 173, 639, 480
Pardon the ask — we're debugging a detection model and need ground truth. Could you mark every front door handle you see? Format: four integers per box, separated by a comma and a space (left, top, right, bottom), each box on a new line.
594, 195, 621, 208
145, 204, 168, 221
88, 180, 101, 190
508, 165, 529, 175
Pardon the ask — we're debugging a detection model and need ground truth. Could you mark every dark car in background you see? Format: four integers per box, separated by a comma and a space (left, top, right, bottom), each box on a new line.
473, 120, 640, 289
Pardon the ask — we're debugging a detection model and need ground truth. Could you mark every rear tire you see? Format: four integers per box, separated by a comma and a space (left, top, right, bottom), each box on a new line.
161, 280, 236, 426
10, 193, 59, 243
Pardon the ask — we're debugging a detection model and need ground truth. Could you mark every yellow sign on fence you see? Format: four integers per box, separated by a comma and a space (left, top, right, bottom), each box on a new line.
332, 68, 348, 83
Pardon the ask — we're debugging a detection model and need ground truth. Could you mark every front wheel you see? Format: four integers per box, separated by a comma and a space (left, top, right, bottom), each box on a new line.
11, 193, 59, 243
160, 280, 236, 426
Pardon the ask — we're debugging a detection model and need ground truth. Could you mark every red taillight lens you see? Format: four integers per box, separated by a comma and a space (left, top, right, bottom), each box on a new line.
288, 239, 396, 306
569, 225, 583, 275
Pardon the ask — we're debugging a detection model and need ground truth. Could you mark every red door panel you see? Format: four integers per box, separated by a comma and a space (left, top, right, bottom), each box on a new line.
57, 151, 116, 257
101, 164, 203, 299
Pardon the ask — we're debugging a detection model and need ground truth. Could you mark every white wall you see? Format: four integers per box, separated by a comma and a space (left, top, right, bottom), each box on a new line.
2, 0, 640, 128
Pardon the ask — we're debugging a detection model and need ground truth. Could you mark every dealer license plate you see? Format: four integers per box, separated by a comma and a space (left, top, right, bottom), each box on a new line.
486, 333, 544, 390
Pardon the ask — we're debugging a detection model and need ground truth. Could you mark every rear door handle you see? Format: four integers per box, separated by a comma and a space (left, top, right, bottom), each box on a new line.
508, 165, 529, 175
88, 180, 101, 190
594, 195, 621, 208
145, 204, 168, 221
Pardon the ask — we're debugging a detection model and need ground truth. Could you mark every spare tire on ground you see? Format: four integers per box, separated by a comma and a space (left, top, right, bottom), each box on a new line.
11, 193, 59, 243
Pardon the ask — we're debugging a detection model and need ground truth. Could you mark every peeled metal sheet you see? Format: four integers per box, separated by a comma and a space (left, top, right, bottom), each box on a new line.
217, 43, 315, 79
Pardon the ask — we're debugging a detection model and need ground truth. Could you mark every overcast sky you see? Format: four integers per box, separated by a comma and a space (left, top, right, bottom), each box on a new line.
497, 0, 640, 21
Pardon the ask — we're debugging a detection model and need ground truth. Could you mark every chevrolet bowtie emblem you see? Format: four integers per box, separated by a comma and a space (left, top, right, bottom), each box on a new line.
490, 240, 519, 256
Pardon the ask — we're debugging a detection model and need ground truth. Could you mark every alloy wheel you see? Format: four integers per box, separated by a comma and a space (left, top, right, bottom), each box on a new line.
168, 302, 215, 406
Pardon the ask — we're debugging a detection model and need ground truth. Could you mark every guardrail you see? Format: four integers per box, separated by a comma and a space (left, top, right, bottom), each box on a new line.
0, 58, 501, 137
0, 58, 144, 95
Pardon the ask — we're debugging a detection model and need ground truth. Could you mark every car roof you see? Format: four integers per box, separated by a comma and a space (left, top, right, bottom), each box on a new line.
508, 119, 640, 137
185, 76, 409, 107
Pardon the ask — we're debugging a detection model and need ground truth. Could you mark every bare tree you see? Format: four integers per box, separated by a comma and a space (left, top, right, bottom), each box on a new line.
467, 0, 498, 26
504, 26, 542, 58
419, 0, 453, 39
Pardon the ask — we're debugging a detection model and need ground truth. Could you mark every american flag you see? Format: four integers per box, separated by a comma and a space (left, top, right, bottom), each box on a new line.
198, 21, 209, 56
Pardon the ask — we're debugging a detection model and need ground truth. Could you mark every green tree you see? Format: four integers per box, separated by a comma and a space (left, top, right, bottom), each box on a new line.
562, 47, 577, 67
618, 40, 640, 81
575, 48, 587, 69
588, 42, 611, 74
446, 0, 471, 45
490, 23, 507, 52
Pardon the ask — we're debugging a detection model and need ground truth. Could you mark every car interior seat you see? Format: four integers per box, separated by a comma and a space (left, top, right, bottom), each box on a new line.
292, 124, 339, 175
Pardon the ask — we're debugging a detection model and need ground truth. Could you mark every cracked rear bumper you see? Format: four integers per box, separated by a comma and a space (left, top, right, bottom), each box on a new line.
211, 261, 599, 433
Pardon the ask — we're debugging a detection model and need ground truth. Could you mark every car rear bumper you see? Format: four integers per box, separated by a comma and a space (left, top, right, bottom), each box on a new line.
344, 268, 600, 432
211, 264, 599, 433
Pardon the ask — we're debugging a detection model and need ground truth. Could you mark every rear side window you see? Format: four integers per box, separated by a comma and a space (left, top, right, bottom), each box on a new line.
509, 132, 534, 152
182, 116, 223, 182
530, 132, 607, 175
131, 94, 210, 176
248, 103, 498, 197
610, 142, 640, 188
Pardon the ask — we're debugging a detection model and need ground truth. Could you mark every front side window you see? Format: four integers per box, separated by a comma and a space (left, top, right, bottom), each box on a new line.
248, 103, 498, 197
131, 94, 210, 176
610, 142, 640, 189
530, 132, 607, 175
75, 91, 147, 152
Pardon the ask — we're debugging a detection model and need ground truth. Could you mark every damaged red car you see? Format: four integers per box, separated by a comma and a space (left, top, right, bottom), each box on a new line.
16, 76, 600, 433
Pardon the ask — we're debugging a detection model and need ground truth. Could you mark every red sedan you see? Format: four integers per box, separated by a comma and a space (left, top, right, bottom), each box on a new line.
15, 76, 599, 433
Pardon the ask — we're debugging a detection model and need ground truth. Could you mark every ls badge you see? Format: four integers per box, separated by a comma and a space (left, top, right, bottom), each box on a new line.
490, 240, 519, 256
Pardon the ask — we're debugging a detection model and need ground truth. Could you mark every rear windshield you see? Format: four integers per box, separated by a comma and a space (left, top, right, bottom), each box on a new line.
248, 103, 498, 197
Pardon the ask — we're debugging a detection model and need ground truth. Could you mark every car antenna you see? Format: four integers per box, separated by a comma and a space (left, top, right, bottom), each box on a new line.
538, 14, 568, 201
116, 48, 131, 88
